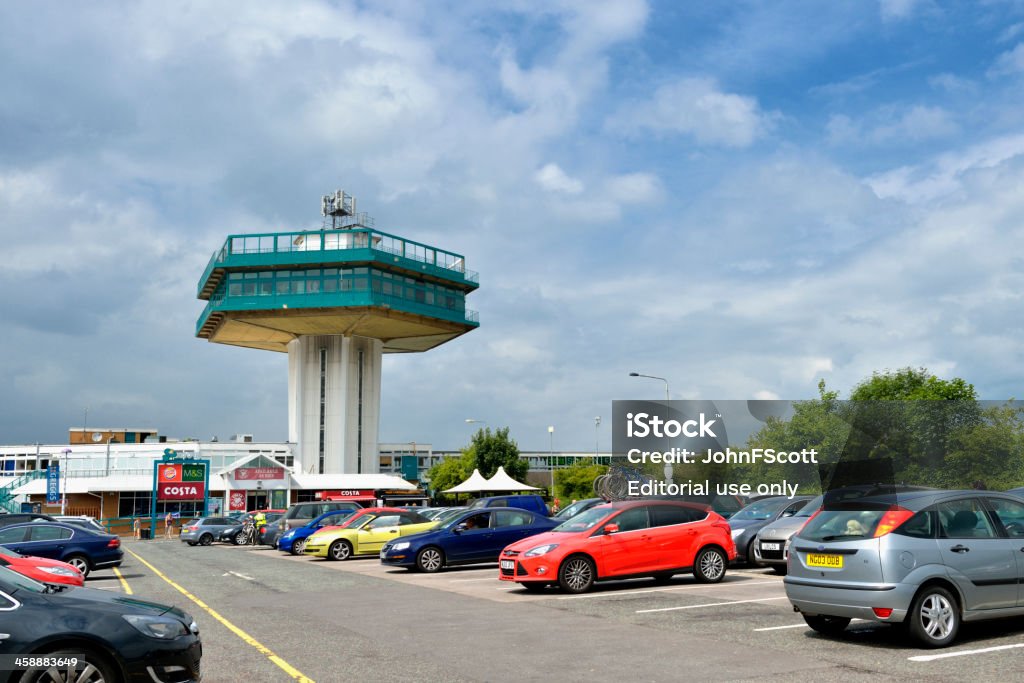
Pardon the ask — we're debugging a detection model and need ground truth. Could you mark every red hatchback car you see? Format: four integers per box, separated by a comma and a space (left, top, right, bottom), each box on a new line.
0, 545, 84, 587
499, 500, 736, 593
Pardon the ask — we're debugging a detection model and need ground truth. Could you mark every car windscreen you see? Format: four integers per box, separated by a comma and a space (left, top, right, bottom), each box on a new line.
730, 498, 791, 521
552, 506, 612, 532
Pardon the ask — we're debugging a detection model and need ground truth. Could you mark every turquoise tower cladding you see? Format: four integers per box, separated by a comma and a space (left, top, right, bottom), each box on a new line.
195, 192, 479, 475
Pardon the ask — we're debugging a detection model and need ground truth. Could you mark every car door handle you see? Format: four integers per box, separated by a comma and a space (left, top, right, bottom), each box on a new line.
950, 545, 970, 553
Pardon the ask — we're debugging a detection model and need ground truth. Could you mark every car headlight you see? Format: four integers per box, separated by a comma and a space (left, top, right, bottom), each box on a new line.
730, 527, 744, 539
37, 566, 80, 577
524, 544, 559, 557
123, 615, 189, 640
391, 542, 410, 551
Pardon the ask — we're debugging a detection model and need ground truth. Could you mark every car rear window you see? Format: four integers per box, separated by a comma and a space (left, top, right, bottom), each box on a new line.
798, 509, 889, 542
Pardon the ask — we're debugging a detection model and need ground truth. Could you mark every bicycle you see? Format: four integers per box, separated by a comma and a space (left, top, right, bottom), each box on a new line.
236, 520, 256, 545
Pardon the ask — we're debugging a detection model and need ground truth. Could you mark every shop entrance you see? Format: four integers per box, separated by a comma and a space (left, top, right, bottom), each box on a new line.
246, 492, 269, 510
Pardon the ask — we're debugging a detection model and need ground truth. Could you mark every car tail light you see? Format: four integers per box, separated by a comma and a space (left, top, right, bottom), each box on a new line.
873, 507, 914, 537
107, 538, 121, 548
872, 607, 893, 618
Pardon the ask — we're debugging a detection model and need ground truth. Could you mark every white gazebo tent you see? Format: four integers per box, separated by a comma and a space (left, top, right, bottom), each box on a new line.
443, 468, 491, 494
481, 466, 539, 492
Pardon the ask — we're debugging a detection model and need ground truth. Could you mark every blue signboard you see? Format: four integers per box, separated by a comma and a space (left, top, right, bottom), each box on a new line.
46, 465, 60, 504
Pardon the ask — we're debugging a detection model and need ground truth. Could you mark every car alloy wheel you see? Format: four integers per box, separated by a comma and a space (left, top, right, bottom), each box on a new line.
234, 531, 246, 545
199, 534, 213, 546
693, 547, 726, 583
329, 540, 352, 561
291, 538, 306, 556
909, 586, 959, 647
416, 547, 444, 573
19, 649, 115, 683
65, 555, 90, 578
559, 556, 595, 593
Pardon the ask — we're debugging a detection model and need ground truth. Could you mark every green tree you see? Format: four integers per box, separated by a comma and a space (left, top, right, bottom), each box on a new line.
424, 451, 473, 502
842, 367, 981, 483
464, 427, 528, 481
555, 461, 609, 501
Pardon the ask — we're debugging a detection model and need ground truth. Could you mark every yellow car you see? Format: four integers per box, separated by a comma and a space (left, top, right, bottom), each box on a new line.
304, 511, 438, 561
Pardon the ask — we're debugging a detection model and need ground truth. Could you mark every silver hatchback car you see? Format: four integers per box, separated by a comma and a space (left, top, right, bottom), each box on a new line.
785, 490, 1024, 647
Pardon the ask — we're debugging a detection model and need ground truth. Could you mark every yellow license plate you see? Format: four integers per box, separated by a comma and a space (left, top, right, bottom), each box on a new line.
806, 553, 843, 568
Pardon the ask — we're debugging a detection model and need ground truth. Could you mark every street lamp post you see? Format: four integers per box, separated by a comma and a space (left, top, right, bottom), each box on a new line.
594, 416, 601, 457
629, 372, 671, 401
548, 426, 555, 496
60, 448, 71, 515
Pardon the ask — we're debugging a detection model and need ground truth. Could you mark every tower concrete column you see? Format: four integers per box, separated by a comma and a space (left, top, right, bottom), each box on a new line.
287, 335, 381, 474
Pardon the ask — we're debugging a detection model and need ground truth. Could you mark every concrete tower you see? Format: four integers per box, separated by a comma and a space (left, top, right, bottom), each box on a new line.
195, 191, 479, 474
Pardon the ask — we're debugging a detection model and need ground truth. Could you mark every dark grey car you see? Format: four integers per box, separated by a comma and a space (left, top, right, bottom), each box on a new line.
785, 489, 1024, 647
180, 516, 237, 546
728, 496, 812, 565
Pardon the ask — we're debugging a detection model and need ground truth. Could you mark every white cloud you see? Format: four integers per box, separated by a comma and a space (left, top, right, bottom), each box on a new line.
879, 0, 922, 22
990, 42, 1024, 77
535, 163, 584, 194
827, 105, 957, 146
605, 173, 662, 204
607, 77, 773, 147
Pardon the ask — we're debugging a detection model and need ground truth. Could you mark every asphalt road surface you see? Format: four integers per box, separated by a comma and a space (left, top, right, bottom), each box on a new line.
91, 538, 1024, 682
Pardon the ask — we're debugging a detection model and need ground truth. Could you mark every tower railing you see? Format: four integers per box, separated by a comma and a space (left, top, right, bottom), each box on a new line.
198, 227, 478, 298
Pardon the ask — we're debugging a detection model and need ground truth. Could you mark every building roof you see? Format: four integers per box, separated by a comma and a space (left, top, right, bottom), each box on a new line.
290, 473, 416, 490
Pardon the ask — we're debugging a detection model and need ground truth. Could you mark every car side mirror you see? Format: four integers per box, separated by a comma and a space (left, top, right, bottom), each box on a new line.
603, 523, 619, 534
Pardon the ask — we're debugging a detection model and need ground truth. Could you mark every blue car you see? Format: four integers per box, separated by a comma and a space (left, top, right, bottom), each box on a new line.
0, 522, 122, 578
381, 507, 558, 572
277, 509, 357, 555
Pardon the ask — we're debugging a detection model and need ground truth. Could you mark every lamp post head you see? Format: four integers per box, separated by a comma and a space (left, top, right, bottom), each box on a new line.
548, 426, 555, 433
629, 372, 640, 377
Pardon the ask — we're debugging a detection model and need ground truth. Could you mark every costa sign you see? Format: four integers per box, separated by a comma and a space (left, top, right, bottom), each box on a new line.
156, 461, 207, 501
158, 482, 206, 501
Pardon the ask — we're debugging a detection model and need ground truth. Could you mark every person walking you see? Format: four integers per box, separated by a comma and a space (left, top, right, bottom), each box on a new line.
164, 512, 174, 539
133, 517, 141, 540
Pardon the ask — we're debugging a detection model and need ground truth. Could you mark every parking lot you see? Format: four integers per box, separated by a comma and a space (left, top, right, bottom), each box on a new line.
91, 538, 1024, 682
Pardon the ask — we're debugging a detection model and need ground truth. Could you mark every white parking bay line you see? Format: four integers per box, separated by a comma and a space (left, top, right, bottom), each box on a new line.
637, 597, 788, 614
754, 623, 806, 632
449, 577, 502, 583
557, 580, 780, 601
909, 643, 1024, 662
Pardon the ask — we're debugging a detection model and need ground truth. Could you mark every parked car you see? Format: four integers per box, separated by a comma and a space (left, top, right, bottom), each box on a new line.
280, 501, 362, 531
0, 513, 55, 528
180, 517, 239, 546
381, 507, 559, 572
728, 496, 812, 565
467, 494, 549, 517
0, 564, 201, 682
277, 509, 359, 555
552, 498, 603, 520
304, 511, 436, 561
785, 489, 1024, 647
0, 522, 121, 578
0, 545, 84, 587
755, 485, 935, 574
50, 515, 106, 533
499, 500, 736, 593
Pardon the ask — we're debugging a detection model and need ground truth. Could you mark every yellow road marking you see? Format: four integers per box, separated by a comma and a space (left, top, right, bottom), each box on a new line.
126, 548, 314, 682
112, 567, 133, 595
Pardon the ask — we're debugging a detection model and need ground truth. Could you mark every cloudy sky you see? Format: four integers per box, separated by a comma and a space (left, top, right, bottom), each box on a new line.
2, 0, 1024, 452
